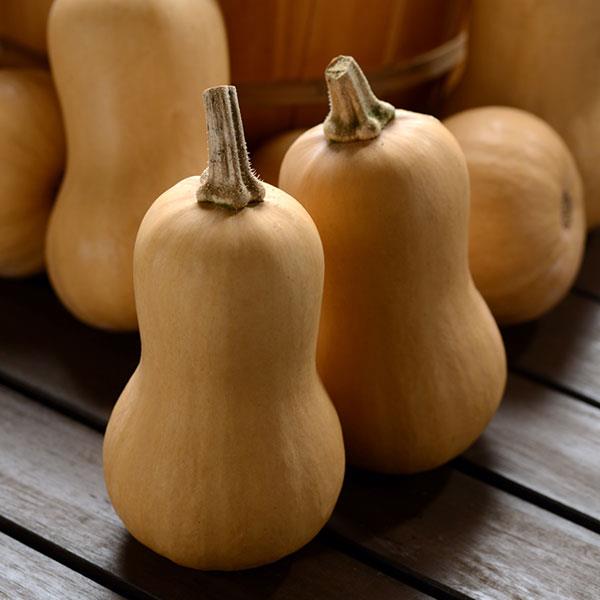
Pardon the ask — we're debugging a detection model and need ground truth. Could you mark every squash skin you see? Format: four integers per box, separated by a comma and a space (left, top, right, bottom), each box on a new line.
447, 0, 600, 228
444, 106, 585, 325
0, 68, 64, 277
280, 111, 506, 474
45, 0, 229, 330
103, 178, 345, 570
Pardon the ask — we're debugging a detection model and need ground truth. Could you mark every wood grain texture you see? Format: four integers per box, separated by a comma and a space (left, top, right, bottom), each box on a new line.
1, 279, 600, 597
219, 0, 467, 142
331, 468, 600, 600
577, 231, 600, 297
0, 531, 121, 599
2, 383, 599, 599
0, 277, 138, 427
465, 374, 600, 522
505, 293, 600, 403
0, 384, 423, 600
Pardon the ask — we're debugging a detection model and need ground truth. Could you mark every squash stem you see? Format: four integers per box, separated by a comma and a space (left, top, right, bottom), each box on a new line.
197, 85, 264, 210
324, 56, 395, 143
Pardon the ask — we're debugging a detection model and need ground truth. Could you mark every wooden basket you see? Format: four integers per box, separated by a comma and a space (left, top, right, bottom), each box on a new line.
220, 0, 468, 143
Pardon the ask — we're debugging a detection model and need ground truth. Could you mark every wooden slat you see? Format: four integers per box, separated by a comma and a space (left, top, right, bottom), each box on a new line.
576, 231, 600, 297
2, 280, 598, 522
0, 277, 138, 427
2, 384, 599, 600
464, 374, 600, 524
505, 293, 600, 404
331, 468, 600, 599
0, 531, 121, 599
3, 277, 600, 596
0, 384, 424, 600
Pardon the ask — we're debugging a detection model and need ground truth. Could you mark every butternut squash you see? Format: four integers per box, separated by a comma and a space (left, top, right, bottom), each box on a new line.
280, 57, 506, 474
46, 0, 229, 330
447, 0, 600, 228
0, 68, 64, 277
252, 129, 305, 185
103, 86, 345, 570
444, 107, 585, 324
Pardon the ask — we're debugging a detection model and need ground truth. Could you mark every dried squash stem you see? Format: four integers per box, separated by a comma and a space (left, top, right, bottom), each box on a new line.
197, 85, 264, 210
324, 55, 395, 143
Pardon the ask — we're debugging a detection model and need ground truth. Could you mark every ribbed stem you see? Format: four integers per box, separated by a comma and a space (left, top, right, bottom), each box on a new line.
324, 56, 395, 143
197, 85, 264, 210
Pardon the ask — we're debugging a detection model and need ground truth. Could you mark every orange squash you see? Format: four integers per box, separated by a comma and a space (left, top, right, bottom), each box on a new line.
45, 0, 229, 330
444, 107, 585, 324
0, 68, 64, 277
447, 0, 600, 228
280, 57, 506, 474
104, 86, 344, 570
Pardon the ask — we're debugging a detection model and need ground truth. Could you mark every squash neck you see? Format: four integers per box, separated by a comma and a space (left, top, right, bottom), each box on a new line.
324, 55, 395, 143
197, 85, 264, 211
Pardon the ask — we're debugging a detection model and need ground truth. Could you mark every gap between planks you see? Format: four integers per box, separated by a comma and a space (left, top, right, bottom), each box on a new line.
0, 359, 597, 600
1, 280, 600, 595
0, 514, 154, 600
0, 345, 597, 540
1, 234, 599, 597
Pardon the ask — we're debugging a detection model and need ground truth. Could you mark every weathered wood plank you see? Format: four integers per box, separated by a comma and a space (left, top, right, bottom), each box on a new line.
0, 531, 121, 599
331, 467, 600, 600
504, 293, 600, 404
0, 277, 138, 428
464, 374, 600, 524
2, 279, 599, 521
0, 384, 424, 600
2, 384, 599, 600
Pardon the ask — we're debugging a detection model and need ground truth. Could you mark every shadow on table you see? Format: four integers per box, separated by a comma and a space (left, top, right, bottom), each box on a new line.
502, 290, 600, 393
0, 276, 139, 426
329, 465, 492, 578
116, 530, 358, 599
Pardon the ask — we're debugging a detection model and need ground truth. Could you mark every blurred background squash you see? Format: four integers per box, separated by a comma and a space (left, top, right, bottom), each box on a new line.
0, 0, 468, 144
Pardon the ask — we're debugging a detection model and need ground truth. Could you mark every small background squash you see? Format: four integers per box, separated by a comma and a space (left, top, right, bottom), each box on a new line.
444, 106, 585, 324
0, 68, 64, 277
446, 0, 600, 228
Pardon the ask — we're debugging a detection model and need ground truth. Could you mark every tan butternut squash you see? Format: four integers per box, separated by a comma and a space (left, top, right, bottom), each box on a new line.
447, 0, 600, 228
0, 68, 64, 277
280, 57, 506, 474
104, 86, 344, 570
46, 0, 229, 330
0, 0, 53, 56
444, 107, 585, 324
252, 129, 305, 186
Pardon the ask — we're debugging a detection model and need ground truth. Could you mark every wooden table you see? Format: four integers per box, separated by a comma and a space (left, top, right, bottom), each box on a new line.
1, 235, 599, 600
